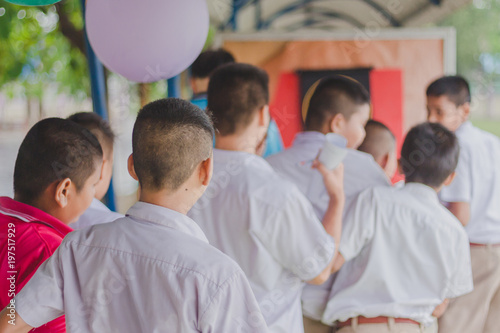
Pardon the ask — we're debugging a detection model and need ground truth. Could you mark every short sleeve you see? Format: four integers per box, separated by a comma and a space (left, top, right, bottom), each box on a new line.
15, 242, 65, 328
445, 233, 473, 298
199, 269, 269, 332
252, 186, 335, 282
339, 189, 377, 262
440, 147, 472, 203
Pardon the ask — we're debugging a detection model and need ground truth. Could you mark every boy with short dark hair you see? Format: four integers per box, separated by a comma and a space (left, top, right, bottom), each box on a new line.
67, 112, 123, 229
189, 63, 345, 332
0, 98, 267, 333
190, 49, 283, 157
190, 48, 235, 109
358, 120, 398, 180
304, 75, 371, 150
426, 75, 500, 332
0, 118, 103, 333
267, 76, 389, 332
321, 122, 473, 333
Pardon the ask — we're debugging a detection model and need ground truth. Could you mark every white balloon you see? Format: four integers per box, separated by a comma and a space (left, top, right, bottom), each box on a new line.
86, 0, 209, 83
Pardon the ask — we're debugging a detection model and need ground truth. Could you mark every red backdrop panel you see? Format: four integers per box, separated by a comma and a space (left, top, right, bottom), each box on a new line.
270, 72, 302, 148
271, 69, 405, 184
369, 69, 405, 183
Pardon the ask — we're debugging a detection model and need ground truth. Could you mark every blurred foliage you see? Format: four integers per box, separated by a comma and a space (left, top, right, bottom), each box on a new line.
439, 0, 500, 83
0, 0, 216, 105
0, 0, 89, 100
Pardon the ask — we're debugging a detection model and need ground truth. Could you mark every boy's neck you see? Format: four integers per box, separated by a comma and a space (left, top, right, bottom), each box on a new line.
215, 133, 259, 155
405, 181, 442, 193
14, 194, 64, 223
138, 188, 198, 215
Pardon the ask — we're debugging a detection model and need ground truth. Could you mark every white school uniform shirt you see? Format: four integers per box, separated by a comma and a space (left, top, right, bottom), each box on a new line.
15, 201, 268, 333
322, 183, 473, 327
267, 131, 391, 320
439, 121, 500, 244
188, 149, 335, 333
70, 198, 123, 230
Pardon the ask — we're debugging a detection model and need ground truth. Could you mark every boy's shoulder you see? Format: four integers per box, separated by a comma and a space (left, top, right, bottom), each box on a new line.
368, 185, 467, 236
219, 151, 301, 199
63, 217, 243, 286
458, 122, 500, 150
344, 150, 389, 183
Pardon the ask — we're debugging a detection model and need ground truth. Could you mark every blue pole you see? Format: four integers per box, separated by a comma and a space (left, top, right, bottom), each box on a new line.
80, 0, 117, 212
167, 76, 181, 98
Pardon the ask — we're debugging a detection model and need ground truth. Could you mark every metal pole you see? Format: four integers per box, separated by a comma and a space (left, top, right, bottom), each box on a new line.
79, 0, 117, 212
167, 76, 181, 98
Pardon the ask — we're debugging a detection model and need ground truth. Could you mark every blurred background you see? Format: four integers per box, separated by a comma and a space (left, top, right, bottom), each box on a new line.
1, 0, 499, 212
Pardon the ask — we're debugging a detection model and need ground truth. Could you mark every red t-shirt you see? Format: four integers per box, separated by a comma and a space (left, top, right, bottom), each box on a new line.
0, 197, 72, 332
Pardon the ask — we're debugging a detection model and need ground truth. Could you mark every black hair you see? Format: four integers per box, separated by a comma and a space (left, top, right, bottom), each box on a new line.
400, 122, 459, 188
14, 118, 103, 205
305, 75, 370, 131
68, 112, 115, 157
132, 98, 214, 191
191, 49, 235, 79
426, 76, 471, 106
207, 63, 269, 136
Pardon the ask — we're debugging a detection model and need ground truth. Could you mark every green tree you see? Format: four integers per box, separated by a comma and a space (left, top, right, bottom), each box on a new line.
0, 1, 89, 107
439, 0, 500, 119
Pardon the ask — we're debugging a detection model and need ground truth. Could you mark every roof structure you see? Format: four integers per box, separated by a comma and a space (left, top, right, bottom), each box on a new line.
207, 0, 473, 32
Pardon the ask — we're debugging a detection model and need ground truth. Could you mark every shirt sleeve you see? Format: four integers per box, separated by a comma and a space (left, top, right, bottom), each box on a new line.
199, 269, 269, 332
252, 185, 336, 282
445, 233, 474, 298
439, 146, 472, 203
14, 241, 65, 328
339, 189, 377, 262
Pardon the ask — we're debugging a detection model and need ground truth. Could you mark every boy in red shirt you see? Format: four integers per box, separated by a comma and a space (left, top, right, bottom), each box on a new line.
0, 118, 103, 332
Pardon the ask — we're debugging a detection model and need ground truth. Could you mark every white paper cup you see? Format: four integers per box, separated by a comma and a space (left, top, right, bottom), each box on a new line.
318, 141, 347, 170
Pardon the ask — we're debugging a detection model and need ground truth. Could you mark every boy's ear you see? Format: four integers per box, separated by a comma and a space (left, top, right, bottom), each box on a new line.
199, 156, 213, 187
98, 158, 107, 182
379, 153, 389, 169
461, 102, 471, 120
258, 105, 270, 127
127, 154, 139, 181
329, 113, 346, 134
443, 171, 456, 187
54, 178, 72, 208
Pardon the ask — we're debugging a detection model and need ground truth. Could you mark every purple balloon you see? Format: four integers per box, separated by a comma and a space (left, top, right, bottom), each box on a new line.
85, 0, 209, 83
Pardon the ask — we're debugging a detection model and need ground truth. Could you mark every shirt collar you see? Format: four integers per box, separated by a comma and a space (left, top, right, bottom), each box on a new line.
403, 183, 440, 204
293, 131, 348, 148
126, 201, 209, 243
212, 148, 271, 168
0, 197, 73, 236
90, 198, 111, 212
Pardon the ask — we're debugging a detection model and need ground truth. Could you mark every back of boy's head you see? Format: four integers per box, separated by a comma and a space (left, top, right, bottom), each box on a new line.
132, 98, 214, 192
358, 120, 396, 159
207, 63, 269, 136
401, 122, 459, 188
67, 112, 115, 158
426, 76, 471, 107
191, 48, 235, 79
14, 118, 103, 205
305, 75, 370, 131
